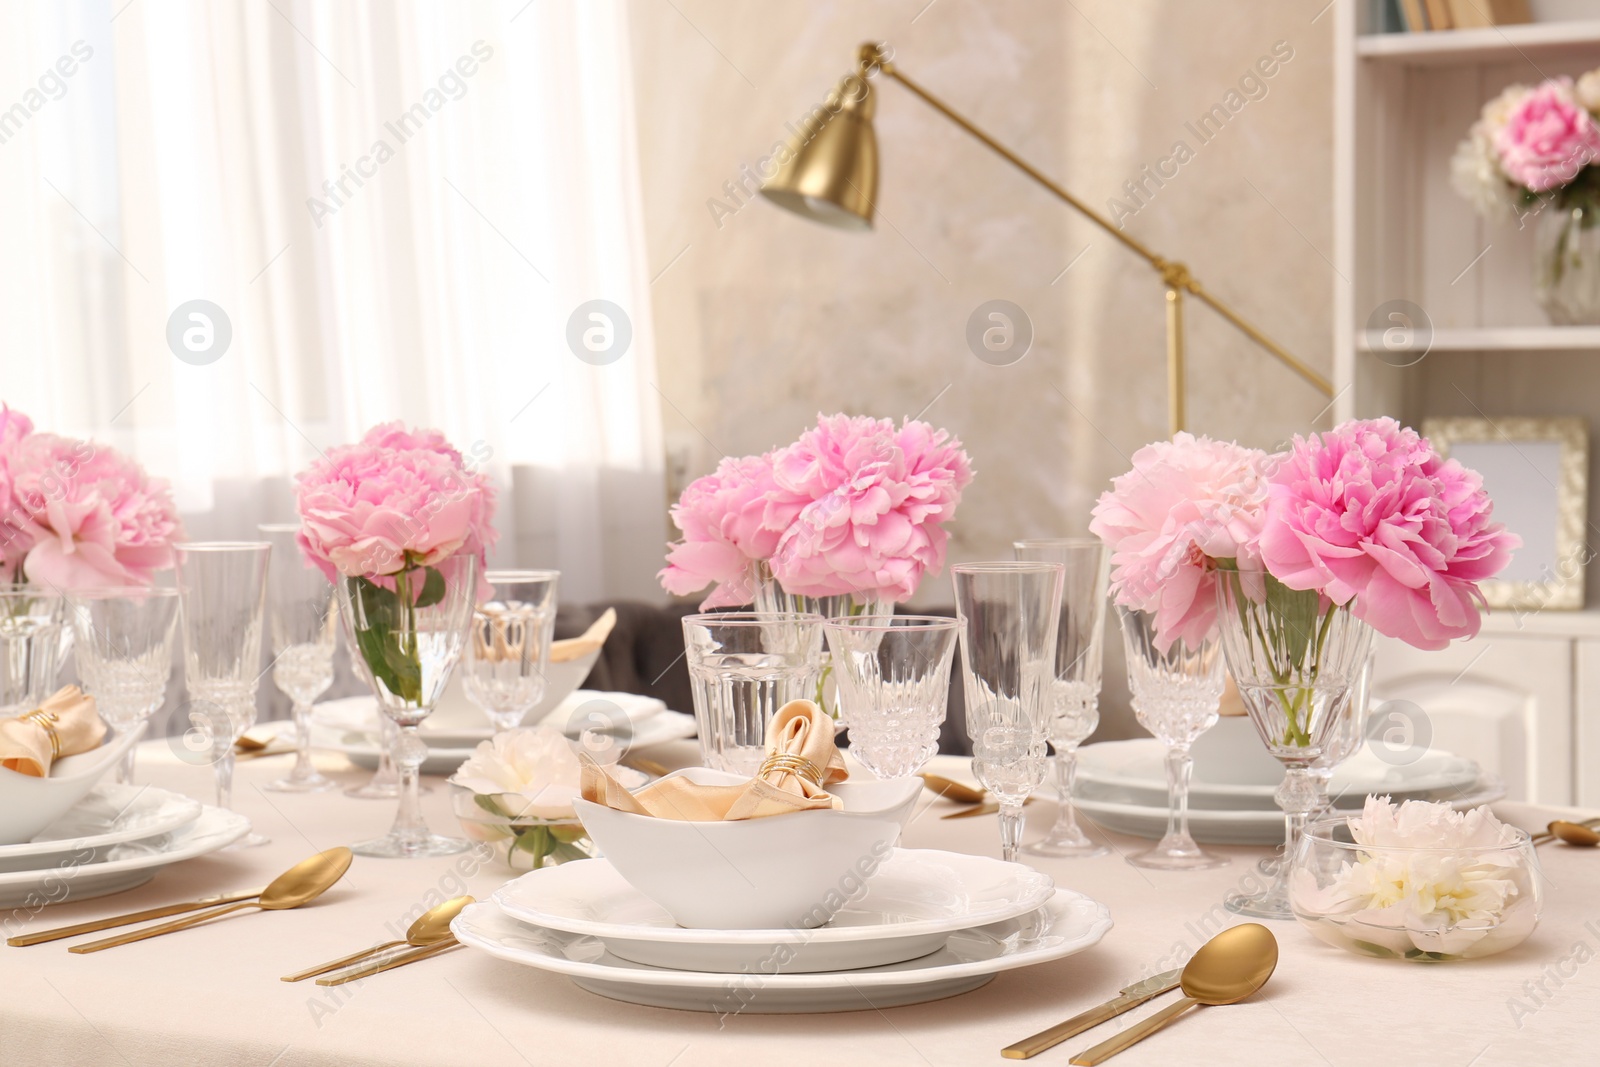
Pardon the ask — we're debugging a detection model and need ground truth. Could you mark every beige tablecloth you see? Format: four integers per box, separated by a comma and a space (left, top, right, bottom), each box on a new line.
2, 741, 1595, 1067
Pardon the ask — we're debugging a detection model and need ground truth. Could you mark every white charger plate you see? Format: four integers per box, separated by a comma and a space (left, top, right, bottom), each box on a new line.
0, 784, 201, 873
452, 888, 1112, 1013
0, 805, 250, 908
493, 849, 1056, 973
1073, 776, 1508, 845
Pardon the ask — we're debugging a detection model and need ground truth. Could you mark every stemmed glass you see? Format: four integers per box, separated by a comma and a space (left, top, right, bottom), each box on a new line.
463, 570, 559, 732
1116, 607, 1229, 869
0, 591, 66, 714
1215, 569, 1373, 919
1014, 539, 1110, 858
823, 615, 959, 779
68, 588, 179, 784
337, 552, 478, 858
174, 542, 272, 848
951, 562, 1063, 864
1310, 648, 1375, 815
259, 524, 338, 793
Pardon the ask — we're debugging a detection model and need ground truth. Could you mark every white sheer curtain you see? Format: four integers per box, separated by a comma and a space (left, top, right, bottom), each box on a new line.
0, 0, 666, 603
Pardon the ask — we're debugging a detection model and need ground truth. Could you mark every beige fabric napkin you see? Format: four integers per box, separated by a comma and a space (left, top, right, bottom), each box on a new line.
551, 607, 615, 664
0, 686, 106, 777
580, 699, 848, 821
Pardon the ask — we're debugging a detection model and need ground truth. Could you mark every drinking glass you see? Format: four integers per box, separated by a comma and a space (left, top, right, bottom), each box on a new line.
682, 613, 824, 775
259, 524, 338, 793
1215, 568, 1374, 919
175, 542, 272, 848
346, 717, 403, 800
337, 552, 478, 858
1014, 539, 1110, 858
463, 570, 559, 732
1117, 606, 1229, 870
0, 591, 66, 715
823, 615, 958, 779
1310, 648, 1376, 815
751, 560, 892, 727
952, 561, 1063, 864
68, 588, 179, 784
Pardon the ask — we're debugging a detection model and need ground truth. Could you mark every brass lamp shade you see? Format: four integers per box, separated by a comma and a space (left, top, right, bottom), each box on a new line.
760, 74, 878, 231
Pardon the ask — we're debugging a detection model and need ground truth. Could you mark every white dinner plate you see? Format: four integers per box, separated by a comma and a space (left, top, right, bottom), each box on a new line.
1073, 775, 1508, 845
313, 689, 668, 743
0, 805, 251, 908
0, 784, 202, 873
452, 888, 1112, 1013
1076, 739, 1483, 812
493, 849, 1057, 973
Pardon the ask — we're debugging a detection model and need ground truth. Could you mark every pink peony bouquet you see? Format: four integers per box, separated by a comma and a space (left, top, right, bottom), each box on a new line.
0, 403, 184, 590
1452, 73, 1600, 219
659, 413, 974, 607
1092, 419, 1519, 653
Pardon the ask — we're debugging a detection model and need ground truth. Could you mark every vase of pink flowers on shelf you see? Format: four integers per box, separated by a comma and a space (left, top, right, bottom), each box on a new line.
1093, 420, 1518, 919
659, 412, 974, 722
1452, 71, 1600, 323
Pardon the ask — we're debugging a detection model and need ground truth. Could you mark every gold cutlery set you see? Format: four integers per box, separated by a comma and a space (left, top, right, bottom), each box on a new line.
920, 773, 1038, 820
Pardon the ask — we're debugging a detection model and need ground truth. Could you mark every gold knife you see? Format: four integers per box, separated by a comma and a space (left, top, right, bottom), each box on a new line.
315, 938, 460, 986
941, 797, 1038, 820
6, 888, 267, 947
1002, 968, 1183, 1059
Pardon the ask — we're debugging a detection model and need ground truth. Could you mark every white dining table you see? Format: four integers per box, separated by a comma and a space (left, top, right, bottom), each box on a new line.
3, 739, 1595, 1067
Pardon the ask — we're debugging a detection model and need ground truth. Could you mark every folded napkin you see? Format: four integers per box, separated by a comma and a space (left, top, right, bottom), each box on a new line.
0, 686, 107, 777
551, 608, 615, 664
580, 699, 847, 821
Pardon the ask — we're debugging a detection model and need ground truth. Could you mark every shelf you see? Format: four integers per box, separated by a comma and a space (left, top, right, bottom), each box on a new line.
1357, 326, 1600, 353
1358, 19, 1600, 66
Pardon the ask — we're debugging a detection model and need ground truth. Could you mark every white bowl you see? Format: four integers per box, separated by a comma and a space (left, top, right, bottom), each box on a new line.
421, 650, 601, 732
574, 769, 922, 930
0, 724, 147, 845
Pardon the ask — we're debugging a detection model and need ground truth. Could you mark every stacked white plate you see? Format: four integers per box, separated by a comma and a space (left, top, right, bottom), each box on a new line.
449, 849, 1113, 1013
1072, 734, 1506, 846
0, 783, 249, 907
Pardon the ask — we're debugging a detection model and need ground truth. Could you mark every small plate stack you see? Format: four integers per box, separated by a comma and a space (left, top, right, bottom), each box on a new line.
448, 849, 1113, 1013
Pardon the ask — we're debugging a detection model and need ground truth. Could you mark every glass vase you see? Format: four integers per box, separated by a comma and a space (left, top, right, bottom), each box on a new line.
749, 560, 891, 726
1533, 203, 1600, 325
1215, 569, 1373, 919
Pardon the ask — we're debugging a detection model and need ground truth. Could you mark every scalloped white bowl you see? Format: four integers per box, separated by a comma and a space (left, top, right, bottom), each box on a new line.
0, 724, 147, 845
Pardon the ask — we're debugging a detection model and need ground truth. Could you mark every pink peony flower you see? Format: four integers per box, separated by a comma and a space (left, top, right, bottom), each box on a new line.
295, 425, 497, 589
1090, 433, 1272, 652
1495, 78, 1600, 192
8, 433, 183, 590
658, 452, 805, 609
1259, 418, 1519, 651
767, 414, 973, 601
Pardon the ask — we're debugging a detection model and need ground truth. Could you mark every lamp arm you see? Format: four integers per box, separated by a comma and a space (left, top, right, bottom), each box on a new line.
873, 57, 1334, 403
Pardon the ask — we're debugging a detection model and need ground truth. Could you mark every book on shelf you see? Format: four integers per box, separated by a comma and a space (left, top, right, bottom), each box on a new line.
1423, 0, 1454, 29
1397, 0, 1429, 32
1448, 0, 1531, 26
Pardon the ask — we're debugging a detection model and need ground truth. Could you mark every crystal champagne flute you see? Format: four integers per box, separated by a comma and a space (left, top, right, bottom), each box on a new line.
259, 524, 338, 793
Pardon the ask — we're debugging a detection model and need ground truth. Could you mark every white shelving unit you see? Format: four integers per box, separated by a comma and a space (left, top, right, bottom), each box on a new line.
1334, 8, 1600, 807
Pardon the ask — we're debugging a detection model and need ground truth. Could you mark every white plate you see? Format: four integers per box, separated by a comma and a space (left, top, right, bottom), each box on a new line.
451, 888, 1112, 1013
1073, 776, 1509, 845
313, 689, 666, 742
0, 784, 201, 873
0, 805, 251, 908
493, 849, 1056, 973
1077, 739, 1483, 812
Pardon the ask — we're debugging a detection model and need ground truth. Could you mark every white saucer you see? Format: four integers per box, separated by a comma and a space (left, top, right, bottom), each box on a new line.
493, 849, 1057, 973
451, 888, 1112, 1013
0, 805, 251, 908
0, 784, 202, 873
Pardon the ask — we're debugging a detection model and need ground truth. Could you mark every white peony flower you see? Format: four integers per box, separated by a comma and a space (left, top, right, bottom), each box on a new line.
1578, 68, 1600, 113
450, 725, 583, 820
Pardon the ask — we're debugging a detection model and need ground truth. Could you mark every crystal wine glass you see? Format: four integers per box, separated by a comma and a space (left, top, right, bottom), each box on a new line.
463, 570, 559, 732
1117, 606, 1229, 869
174, 541, 272, 848
258, 524, 338, 793
823, 615, 958, 778
1013, 539, 1110, 858
1310, 647, 1376, 815
68, 588, 179, 784
951, 561, 1063, 864
338, 552, 478, 858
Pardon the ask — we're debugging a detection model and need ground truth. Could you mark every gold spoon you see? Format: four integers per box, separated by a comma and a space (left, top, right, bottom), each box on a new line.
1534, 820, 1600, 848
920, 773, 987, 805
70, 847, 353, 953
281, 895, 473, 981
234, 733, 271, 752
1069, 923, 1279, 1065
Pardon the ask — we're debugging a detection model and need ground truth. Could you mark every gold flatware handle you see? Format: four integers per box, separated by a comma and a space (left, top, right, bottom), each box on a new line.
69, 901, 261, 953
941, 797, 1037, 820
1002, 983, 1177, 1059
315, 938, 460, 986
921, 773, 987, 805
282, 939, 406, 982
1069, 997, 1198, 1065
236, 746, 295, 761
7, 888, 266, 947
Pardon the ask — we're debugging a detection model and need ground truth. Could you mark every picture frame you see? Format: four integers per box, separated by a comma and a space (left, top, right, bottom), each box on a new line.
1422, 416, 1589, 611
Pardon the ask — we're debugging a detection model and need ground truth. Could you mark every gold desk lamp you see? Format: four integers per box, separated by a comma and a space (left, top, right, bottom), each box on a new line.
760, 42, 1333, 435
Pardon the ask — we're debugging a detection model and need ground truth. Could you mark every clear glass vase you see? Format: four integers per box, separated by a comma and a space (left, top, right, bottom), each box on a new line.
1215, 569, 1373, 919
1534, 203, 1600, 325
749, 560, 890, 726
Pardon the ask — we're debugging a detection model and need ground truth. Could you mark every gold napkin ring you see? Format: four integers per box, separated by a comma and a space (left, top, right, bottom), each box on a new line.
21, 709, 63, 759
757, 752, 824, 788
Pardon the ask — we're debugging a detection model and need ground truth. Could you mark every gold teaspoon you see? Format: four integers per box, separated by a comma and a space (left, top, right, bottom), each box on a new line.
281, 895, 472, 981
1535, 820, 1600, 848
920, 773, 987, 805
70, 847, 353, 953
